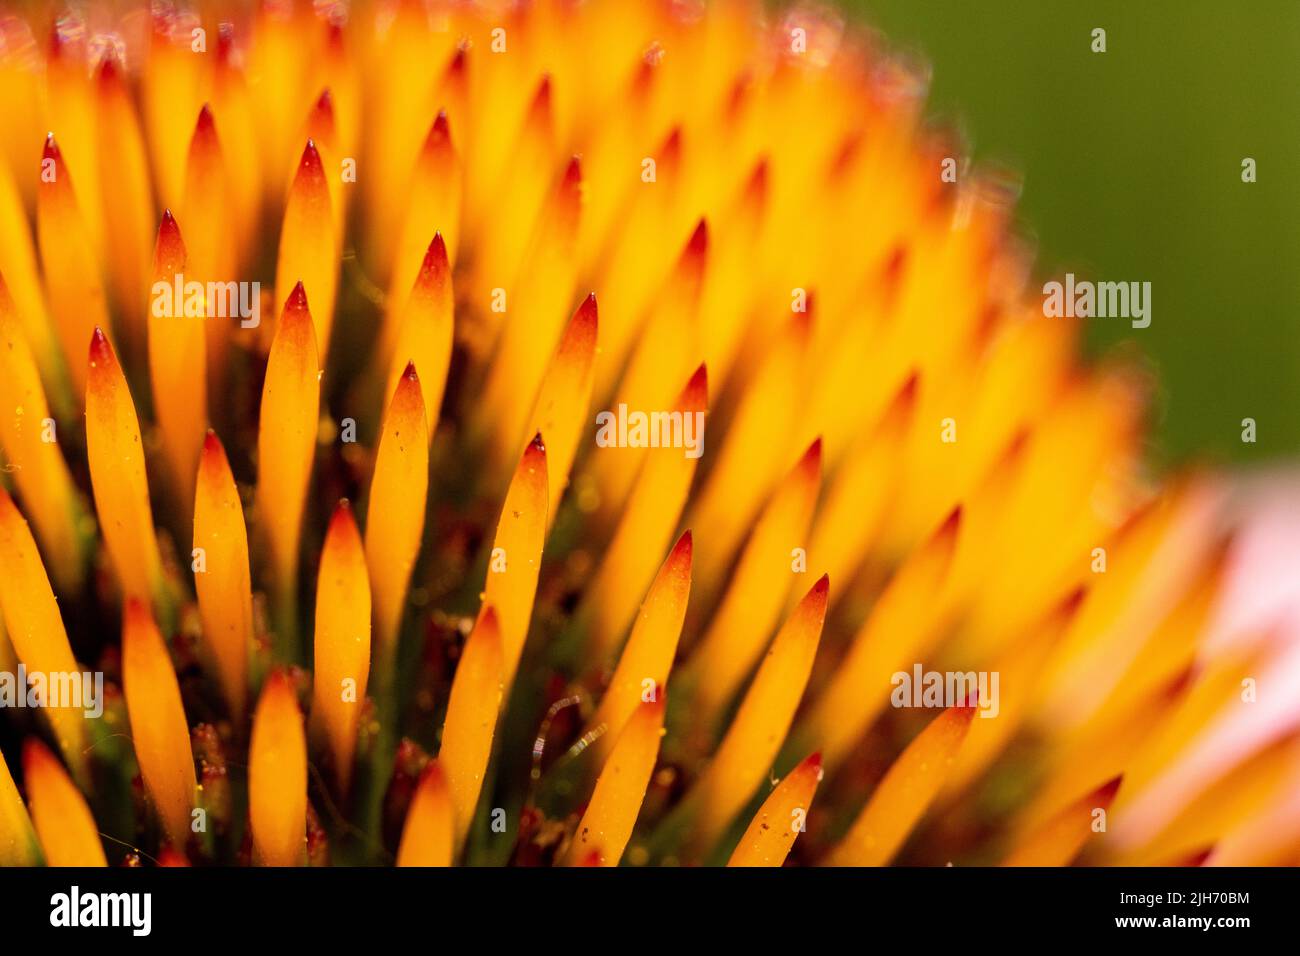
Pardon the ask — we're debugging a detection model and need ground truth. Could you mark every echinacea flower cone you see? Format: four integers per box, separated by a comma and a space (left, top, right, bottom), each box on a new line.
0, 0, 1294, 872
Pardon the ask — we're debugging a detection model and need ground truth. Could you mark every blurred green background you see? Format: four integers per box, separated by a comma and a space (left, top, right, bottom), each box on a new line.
844, 0, 1300, 468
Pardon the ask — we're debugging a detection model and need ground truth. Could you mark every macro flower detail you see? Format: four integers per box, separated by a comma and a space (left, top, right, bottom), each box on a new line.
0, 0, 1295, 875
